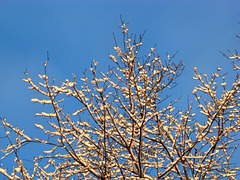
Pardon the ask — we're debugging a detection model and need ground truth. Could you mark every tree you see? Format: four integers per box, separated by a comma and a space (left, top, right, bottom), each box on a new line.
0, 19, 240, 179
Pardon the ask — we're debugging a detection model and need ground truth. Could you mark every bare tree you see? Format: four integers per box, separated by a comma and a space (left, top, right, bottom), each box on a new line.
1, 20, 240, 179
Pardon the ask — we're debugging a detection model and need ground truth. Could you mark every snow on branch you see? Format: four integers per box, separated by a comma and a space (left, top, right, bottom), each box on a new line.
0, 21, 240, 179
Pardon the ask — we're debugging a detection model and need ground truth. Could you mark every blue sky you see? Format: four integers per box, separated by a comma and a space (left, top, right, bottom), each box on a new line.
0, 0, 240, 177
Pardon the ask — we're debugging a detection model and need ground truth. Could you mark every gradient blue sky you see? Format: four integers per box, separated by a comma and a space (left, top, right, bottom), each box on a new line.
0, 0, 240, 177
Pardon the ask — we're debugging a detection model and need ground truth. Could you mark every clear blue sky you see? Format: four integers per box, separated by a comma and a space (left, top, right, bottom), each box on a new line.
0, 0, 239, 177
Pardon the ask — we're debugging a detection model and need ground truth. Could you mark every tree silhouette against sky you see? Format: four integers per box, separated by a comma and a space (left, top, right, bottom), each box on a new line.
1, 19, 240, 179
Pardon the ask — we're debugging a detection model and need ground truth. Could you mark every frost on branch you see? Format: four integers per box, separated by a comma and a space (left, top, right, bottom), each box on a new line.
0, 21, 240, 179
